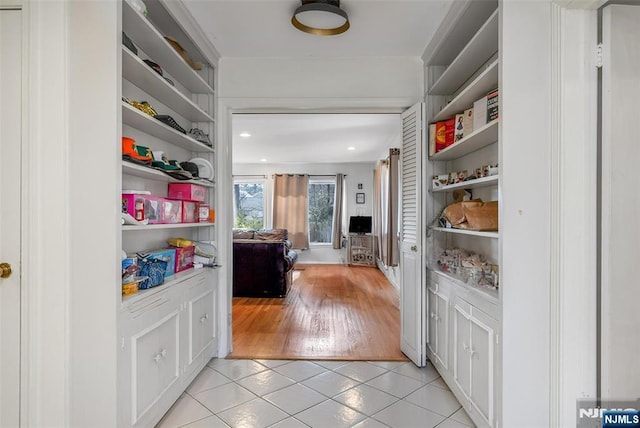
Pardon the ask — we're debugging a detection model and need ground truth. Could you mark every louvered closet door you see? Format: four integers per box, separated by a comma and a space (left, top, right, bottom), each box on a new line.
399, 102, 426, 367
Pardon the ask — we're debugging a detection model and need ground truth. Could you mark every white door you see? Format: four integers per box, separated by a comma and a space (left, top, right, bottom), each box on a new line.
469, 310, 495, 426
399, 103, 426, 366
453, 303, 471, 399
0, 7, 23, 427
600, 4, 640, 402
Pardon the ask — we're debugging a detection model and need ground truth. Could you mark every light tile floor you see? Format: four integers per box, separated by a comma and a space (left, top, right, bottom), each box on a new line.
157, 359, 476, 428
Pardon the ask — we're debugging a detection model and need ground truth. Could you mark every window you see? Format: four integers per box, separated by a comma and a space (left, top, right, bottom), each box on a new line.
233, 181, 264, 229
308, 180, 335, 244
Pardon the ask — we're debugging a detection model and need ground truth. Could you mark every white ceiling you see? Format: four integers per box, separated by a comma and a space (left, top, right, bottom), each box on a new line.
182, 0, 451, 164
182, 0, 452, 58
232, 113, 401, 164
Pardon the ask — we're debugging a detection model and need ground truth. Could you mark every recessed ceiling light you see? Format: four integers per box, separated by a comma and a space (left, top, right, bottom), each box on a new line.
260, 158, 267, 162
347, 146, 356, 151
239, 132, 251, 138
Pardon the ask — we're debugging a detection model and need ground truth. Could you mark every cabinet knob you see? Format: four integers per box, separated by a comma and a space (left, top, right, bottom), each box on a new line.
411, 245, 417, 252
153, 354, 161, 363
200, 314, 209, 323
430, 312, 436, 319
160, 349, 167, 357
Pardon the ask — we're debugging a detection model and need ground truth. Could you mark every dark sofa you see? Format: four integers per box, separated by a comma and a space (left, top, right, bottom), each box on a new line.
232, 228, 298, 297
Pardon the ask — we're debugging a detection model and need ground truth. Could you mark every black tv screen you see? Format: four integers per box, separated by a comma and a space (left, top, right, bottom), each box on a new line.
349, 216, 372, 234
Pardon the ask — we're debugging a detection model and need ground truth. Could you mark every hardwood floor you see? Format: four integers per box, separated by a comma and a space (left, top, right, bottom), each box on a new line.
230, 264, 408, 361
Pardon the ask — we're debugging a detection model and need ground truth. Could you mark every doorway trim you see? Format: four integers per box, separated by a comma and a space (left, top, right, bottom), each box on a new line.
549, 2, 599, 427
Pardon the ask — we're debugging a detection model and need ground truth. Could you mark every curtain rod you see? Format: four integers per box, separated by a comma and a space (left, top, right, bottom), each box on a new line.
271, 174, 346, 177
233, 174, 267, 178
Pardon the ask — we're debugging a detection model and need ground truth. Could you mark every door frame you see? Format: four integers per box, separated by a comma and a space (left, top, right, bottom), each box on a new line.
548, 2, 600, 427
217, 99, 408, 357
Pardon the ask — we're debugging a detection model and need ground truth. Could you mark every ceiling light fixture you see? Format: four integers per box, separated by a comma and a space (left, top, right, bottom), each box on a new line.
239, 132, 251, 138
292, 0, 350, 36
347, 146, 356, 151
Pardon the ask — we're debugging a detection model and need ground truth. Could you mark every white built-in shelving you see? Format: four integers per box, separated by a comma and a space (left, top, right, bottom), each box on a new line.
118, 2, 219, 426
423, 2, 500, 427
122, 48, 214, 123
432, 59, 498, 122
122, 161, 215, 187
122, 2, 214, 95
430, 119, 498, 161
432, 174, 498, 192
429, 9, 498, 96
430, 227, 498, 239
122, 223, 214, 232
122, 103, 214, 153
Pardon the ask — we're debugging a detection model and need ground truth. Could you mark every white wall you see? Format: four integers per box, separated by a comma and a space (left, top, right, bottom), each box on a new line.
219, 57, 423, 106
233, 162, 376, 264
21, 1, 120, 426
500, 2, 552, 427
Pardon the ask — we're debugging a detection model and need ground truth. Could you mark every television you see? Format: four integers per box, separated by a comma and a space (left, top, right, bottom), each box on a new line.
348, 216, 372, 234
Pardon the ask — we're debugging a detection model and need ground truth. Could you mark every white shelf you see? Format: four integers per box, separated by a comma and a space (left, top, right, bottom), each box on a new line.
122, 161, 215, 187
430, 119, 498, 161
431, 268, 499, 303
122, 0, 214, 94
122, 103, 214, 153
432, 175, 498, 193
121, 268, 206, 308
429, 10, 498, 96
122, 222, 215, 232
424, 0, 499, 66
431, 227, 498, 239
122, 48, 214, 123
432, 59, 498, 123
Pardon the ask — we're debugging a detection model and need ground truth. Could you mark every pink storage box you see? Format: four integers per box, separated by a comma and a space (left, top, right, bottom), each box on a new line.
167, 183, 206, 202
161, 199, 183, 224
122, 194, 164, 224
182, 201, 199, 223
174, 246, 194, 273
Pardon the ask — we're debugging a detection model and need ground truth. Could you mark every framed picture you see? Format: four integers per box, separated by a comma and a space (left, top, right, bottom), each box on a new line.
356, 193, 365, 204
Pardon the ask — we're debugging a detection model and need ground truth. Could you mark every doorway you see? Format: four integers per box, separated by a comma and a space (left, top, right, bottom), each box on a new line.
228, 112, 406, 361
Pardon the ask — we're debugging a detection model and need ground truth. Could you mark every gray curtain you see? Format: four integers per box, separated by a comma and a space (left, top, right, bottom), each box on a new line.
332, 173, 345, 249
374, 149, 399, 266
273, 174, 309, 249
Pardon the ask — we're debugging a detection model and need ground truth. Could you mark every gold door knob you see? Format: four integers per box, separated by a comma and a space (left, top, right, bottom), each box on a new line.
0, 262, 12, 279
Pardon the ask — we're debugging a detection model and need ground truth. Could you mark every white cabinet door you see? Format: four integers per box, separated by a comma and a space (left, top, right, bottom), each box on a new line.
453, 301, 472, 399
188, 288, 215, 365
427, 281, 449, 370
427, 287, 438, 356
469, 308, 496, 427
453, 297, 497, 428
131, 310, 180, 426
400, 102, 426, 367
435, 291, 449, 369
